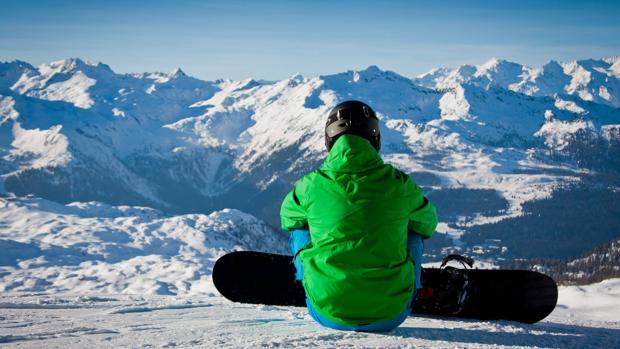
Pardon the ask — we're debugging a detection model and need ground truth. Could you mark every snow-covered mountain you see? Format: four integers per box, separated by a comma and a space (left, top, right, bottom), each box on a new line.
0, 57, 619, 261
415, 57, 620, 108
0, 195, 286, 295
1, 57, 619, 346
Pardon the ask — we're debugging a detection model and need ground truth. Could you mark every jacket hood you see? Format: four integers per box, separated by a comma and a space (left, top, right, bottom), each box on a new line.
321, 135, 383, 173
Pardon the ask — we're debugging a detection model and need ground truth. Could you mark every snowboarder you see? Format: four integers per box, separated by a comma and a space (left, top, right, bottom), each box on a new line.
280, 100, 438, 331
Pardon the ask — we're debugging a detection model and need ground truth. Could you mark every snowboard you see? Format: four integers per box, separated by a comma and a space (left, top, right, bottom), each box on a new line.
212, 251, 558, 324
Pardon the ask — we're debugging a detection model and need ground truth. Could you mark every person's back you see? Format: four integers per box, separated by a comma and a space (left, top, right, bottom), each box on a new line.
280, 101, 437, 331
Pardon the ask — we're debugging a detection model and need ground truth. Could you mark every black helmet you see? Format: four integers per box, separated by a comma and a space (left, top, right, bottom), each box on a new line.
325, 100, 380, 151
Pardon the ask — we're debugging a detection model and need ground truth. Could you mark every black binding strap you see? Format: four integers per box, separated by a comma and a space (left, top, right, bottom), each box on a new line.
440, 254, 474, 269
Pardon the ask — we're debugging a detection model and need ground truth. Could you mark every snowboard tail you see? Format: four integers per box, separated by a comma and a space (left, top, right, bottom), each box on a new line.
212, 251, 558, 324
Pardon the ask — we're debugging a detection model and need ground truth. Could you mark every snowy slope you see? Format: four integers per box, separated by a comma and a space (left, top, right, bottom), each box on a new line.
0, 280, 618, 348
1, 57, 619, 261
0, 194, 618, 347
0, 195, 286, 296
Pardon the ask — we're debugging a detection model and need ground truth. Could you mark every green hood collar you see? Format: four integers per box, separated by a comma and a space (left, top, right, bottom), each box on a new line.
321, 135, 383, 172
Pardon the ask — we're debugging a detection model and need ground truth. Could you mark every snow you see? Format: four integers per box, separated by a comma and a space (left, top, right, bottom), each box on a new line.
0, 196, 286, 296
0, 56, 619, 346
415, 57, 620, 108
0, 281, 617, 348
1, 57, 618, 236
8, 122, 72, 169
608, 57, 620, 78
0, 196, 618, 348
555, 279, 620, 323
439, 85, 470, 120
553, 97, 586, 114
564, 62, 593, 96
111, 107, 125, 117
534, 119, 594, 151
31, 71, 96, 108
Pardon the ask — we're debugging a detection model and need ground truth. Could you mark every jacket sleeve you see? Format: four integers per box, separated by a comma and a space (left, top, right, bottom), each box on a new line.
405, 178, 438, 239
280, 178, 309, 232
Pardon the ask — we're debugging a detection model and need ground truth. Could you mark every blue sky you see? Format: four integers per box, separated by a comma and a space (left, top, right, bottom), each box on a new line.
1, 0, 618, 80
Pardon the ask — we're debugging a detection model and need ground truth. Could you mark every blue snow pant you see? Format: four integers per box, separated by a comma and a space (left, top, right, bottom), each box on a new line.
289, 229, 424, 332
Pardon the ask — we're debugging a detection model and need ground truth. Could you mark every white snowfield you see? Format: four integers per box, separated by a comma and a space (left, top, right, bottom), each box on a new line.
0, 283, 617, 349
0, 196, 287, 296
0, 196, 619, 348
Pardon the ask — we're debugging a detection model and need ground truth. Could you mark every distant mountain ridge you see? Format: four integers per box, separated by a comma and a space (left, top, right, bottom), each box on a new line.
0, 57, 619, 261
504, 238, 620, 285
414, 57, 620, 108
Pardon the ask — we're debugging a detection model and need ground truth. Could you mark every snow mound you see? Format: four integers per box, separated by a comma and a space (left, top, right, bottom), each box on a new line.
555, 278, 620, 323
0, 195, 287, 296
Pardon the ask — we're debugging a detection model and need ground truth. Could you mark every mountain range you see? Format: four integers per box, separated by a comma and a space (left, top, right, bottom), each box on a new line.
1, 57, 619, 261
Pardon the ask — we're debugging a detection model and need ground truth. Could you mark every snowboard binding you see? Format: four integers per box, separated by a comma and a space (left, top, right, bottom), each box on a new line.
415, 254, 476, 315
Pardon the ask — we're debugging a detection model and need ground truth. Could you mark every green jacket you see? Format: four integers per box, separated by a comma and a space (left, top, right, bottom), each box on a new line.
280, 134, 438, 326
